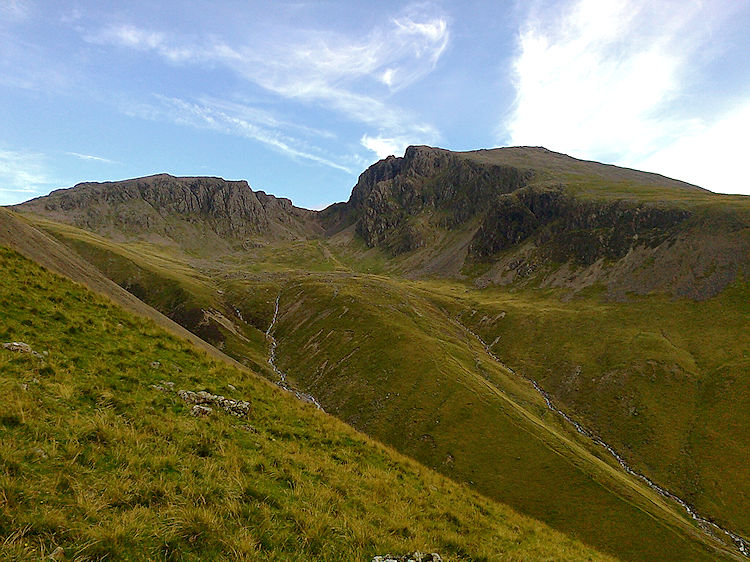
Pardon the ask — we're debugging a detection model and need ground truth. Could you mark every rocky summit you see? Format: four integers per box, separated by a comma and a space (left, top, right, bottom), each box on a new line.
17, 146, 749, 299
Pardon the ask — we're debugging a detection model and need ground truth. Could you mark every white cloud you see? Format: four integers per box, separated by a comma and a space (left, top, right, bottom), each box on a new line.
360, 135, 411, 159
636, 101, 750, 194
505, 0, 750, 193
507, 0, 698, 158
126, 96, 354, 173
0, 149, 55, 205
88, 5, 447, 162
90, 24, 240, 64
67, 152, 118, 164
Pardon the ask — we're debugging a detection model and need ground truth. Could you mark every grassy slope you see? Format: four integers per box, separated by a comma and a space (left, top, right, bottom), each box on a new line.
24, 216, 279, 379
20, 213, 744, 557
268, 274, 733, 560
423, 279, 750, 538
0, 246, 612, 561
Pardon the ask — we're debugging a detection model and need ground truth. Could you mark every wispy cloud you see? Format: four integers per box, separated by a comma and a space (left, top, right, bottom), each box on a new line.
88, 4, 447, 160
505, 0, 750, 192
125, 95, 354, 173
0, 0, 32, 24
0, 149, 56, 205
361, 134, 416, 159
67, 152, 119, 164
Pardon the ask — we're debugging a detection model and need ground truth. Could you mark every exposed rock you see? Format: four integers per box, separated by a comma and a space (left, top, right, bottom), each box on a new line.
3, 341, 44, 358
16, 174, 322, 249
338, 146, 530, 254
190, 405, 213, 417
177, 389, 251, 417
372, 553, 442, 562
150, 361, 161, 369
3, 341, 33, 353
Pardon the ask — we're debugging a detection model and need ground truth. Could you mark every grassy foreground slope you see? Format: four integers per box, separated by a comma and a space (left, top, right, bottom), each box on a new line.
0, 247, 609, 561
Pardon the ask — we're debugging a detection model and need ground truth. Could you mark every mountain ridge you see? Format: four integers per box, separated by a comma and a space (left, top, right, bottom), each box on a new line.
4, 145, 750, 559
14, 145, 750, 299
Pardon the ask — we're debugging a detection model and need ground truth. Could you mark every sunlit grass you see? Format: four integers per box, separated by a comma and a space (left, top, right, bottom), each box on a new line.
0, 246, 608, 560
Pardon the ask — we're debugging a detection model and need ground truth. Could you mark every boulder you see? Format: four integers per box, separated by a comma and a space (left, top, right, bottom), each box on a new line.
190, 405, 213, 417
372, 553, 442, 562
177, 389, 250, 417
3, 341, 33, 353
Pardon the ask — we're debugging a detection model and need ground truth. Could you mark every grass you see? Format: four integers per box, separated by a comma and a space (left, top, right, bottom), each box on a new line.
423, 278, 750, 539
263, 272, 736, 560
0, 246, 615, 561
19, 215, 745, 560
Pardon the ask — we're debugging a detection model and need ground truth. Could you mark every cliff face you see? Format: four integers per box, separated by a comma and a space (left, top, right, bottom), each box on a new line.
16, 174, 321, 248
339, 146, 531, 253
12, 146, 750, 299
325, 146, 749, 299
468, 188, 691, 264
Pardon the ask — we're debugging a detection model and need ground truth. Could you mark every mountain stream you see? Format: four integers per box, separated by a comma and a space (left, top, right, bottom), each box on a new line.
265, 293, 323, 410
452, 315, 749, 558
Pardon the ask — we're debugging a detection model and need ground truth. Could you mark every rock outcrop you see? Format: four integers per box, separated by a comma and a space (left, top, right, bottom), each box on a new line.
3, 341, 44, 358
15, 174, 322, 250
372, 553, 442, 562
177, 389, 251, 417
336, 146, 531, 253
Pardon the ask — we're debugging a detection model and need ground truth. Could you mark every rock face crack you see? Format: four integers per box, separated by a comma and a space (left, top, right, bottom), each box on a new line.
451, 315, 749, 558
265, 293, 323, 410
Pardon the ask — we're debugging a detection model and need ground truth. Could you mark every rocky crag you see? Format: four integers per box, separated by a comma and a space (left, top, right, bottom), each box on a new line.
17, 174, 322, 252
15, 146, 750, 299
323, 146, 749, 299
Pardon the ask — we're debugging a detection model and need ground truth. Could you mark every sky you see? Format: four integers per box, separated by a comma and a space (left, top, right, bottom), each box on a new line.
2, 0, 750, 208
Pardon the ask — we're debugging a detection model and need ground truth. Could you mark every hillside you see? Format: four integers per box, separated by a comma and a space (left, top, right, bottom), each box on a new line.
0, 245, 615, 561
321, 146, 750, 299
17, 174, 322, 254
8, 145, 750, 560
15, 146, 750, 300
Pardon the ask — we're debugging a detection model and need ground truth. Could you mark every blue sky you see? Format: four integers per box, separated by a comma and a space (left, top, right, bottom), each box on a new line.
2, 0, 750, 208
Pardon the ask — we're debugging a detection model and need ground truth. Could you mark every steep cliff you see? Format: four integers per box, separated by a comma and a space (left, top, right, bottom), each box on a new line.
323, 146, 749, 299
15, 174, 322, 252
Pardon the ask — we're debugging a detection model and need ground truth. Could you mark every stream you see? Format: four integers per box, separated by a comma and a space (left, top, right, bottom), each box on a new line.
452, 315, 749, 558
265, 293, 323, 410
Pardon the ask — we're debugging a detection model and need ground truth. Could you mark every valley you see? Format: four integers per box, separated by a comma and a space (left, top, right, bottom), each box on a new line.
3, 145, 749, 560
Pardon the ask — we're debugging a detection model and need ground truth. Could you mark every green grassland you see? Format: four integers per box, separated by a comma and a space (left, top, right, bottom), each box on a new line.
265, 273, 738, 560
424, 278, 750, 538
19, 212, 748, 559
0, 246, 616, 561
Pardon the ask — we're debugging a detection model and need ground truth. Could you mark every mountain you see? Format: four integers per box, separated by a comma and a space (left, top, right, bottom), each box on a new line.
7, 145, 750, 560
17, 173, 322, 253
17, 146, 749, 300
322, 146, 749, 299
